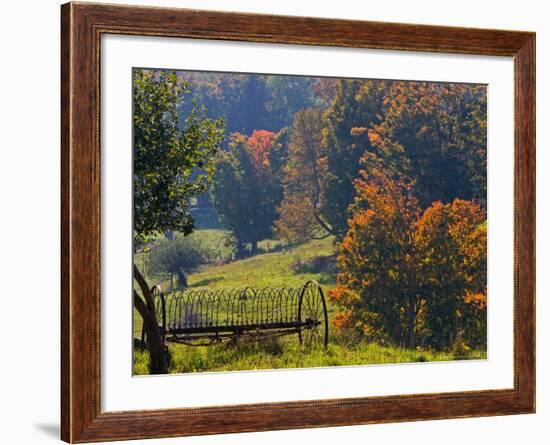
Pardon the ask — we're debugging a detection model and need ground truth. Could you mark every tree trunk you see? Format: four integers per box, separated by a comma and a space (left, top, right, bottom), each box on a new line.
250, 240, 258, 256
133, 265, 168, 374
236, 239, 246, 259
405, 296, 417, 349
177, 267, 188, 288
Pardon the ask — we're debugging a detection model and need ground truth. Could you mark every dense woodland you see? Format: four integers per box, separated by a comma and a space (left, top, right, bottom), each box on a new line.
133, 69, 487, 373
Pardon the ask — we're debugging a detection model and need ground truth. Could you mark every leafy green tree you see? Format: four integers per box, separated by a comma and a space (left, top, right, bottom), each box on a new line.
134, 70, 225, 243
133, 69, 224, 373
321, 79, 388, 237
265, 76, 320, 129
179, 72, 325, 135
149, 237, 213, 288
181, 73, 271, 135
236, 76, 271, 134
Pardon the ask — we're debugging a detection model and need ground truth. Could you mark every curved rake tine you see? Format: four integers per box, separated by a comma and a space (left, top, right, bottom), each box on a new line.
144, 281, 328, 349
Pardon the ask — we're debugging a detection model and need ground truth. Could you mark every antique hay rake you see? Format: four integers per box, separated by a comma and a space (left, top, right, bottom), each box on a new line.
142, 281, 329, 349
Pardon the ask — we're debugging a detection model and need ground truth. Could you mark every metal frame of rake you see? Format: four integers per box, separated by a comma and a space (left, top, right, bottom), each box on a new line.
141, 281, 329, 349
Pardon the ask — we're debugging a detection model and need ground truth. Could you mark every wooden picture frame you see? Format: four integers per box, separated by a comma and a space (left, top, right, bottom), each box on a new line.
61, 2, 535, 442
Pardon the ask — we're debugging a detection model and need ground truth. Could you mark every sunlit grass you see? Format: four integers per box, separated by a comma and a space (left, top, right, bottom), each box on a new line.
133, 337, 486, 375
133, 231, 487, 374
133, 234, 338, 338
188, 236, 335, 290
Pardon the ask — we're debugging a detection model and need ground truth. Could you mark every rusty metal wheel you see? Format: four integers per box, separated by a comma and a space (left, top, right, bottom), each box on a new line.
298, 280, 329, 350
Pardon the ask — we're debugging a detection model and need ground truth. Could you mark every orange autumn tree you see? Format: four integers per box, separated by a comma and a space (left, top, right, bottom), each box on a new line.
416, 200, 487, 349
366, 81, 487, 209
329, 168, 487, 350
329, 168, 422, 347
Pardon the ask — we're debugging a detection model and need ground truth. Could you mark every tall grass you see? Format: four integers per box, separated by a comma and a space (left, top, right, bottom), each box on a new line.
133, 230, 487, 374
133, 337, 486, 375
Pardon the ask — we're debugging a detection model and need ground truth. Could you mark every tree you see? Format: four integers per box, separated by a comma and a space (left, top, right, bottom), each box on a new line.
366, 82, 487, 208
321, 79, 389, 237
230, 75, 271, 134
328, 168, 487, 350
311, 77, 338, 105
182, 73, 271, 135
149, 237, 214, 288
133, 69, 224, 373
415, 200, 487, 349
179, 72, 324, 135
275, 108, 331, 242
265, 76, 320, 129
314, 81, 486, 242
211, 130, 287, 256
328, 168, 422, 347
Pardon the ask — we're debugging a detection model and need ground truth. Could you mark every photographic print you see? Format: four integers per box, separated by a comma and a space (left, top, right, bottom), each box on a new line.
61, 5, 535, 440
132, 68, 488, 375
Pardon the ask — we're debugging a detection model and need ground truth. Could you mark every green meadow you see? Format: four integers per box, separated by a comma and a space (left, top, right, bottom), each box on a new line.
133, 230, 486, 374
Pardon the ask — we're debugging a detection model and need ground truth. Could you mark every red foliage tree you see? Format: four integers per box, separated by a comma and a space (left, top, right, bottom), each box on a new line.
211, 129, 287, 256
248, 129, 277, 172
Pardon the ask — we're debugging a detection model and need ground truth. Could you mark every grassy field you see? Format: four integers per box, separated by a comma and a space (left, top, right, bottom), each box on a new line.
134, 337, 486, 375
133, 230, 487, 374
133, 233, 337, 337
188, 234, 335, 290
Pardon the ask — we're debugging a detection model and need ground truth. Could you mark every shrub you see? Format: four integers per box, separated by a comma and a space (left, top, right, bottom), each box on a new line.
289, 254, 337, 274
149, 236, 214, 288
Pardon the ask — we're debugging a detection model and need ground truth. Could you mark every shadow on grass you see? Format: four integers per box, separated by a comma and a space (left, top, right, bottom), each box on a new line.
190, 276, 224, 288
317, 273, 337, 286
